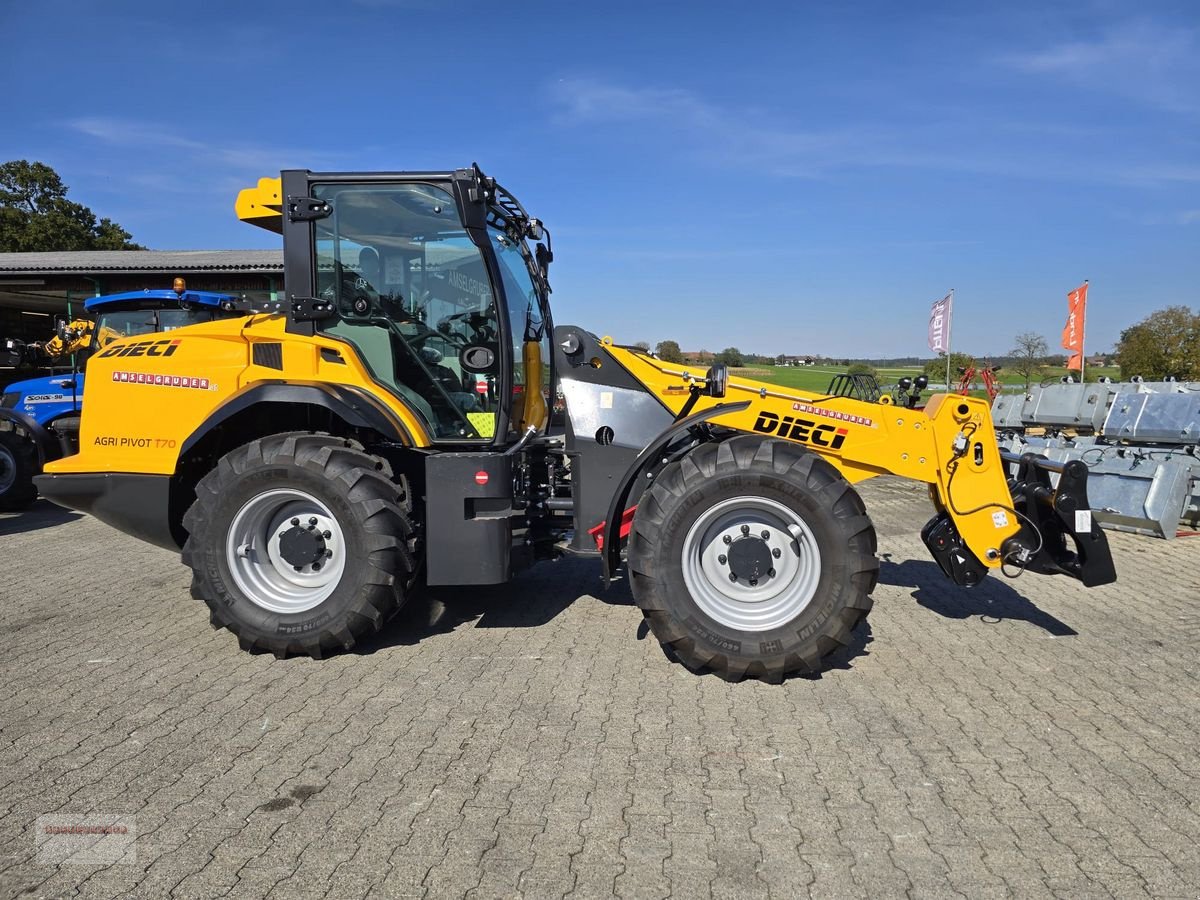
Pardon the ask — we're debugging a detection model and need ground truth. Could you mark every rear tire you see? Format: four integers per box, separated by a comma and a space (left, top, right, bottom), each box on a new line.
627, 435, 878, 682
182, 433, 415, 658
0, 429, 38, 511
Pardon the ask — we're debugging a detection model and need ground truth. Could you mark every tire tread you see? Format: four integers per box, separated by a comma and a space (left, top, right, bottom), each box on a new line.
628, 433, 879, 682
182, 432, 415, 659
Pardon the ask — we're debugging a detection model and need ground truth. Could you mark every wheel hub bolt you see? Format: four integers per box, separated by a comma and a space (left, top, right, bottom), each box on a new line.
741, 524, 750, 535
293, 565, 302, 572
312, 562, 322, 572
309, 517, 318, 526
761, 530, 770, 540
323, 530, 332, 540
723, 535, 732, 545
772, 548, 781, 558
749, 578, 758, 587
729, 573, 737, 582
717, 554, 727, 565
291, 518, 300, 526
768, 568, 776, 578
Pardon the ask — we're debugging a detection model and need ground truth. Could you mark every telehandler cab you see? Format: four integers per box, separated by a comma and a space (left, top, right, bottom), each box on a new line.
36, 167, 1116, 681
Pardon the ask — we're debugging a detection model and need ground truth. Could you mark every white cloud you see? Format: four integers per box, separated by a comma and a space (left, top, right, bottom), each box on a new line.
549, 78, 888, 179
548, 76, 1200, 189
66, 117, 334, 175
996, 19, 1200, 114
552, 80, 721, 129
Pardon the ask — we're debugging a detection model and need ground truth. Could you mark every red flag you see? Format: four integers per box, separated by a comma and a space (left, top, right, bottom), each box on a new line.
1061, 281, 1087, 370
928, 293, 952, 353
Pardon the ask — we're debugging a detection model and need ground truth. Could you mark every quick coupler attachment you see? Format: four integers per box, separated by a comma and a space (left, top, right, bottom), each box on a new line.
999, 452, 1118, 587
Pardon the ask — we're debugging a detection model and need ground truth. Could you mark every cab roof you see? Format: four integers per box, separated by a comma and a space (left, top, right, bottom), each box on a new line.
83, 289, 236, 312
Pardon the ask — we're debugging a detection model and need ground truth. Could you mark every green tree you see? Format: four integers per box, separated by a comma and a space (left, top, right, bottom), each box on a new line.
633, 340, 651, 352
847, 363, 877, 378
1116, 306, 1200, 381
654, 340, 683, 363
924, 352, 974, 387
0, 160, 144, 251
716, 347, 744, 367
1009, 331, 1048, 390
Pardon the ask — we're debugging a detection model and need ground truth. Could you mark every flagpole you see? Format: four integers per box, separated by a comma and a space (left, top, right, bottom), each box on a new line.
1080, 279, 1088, 383
946, 289, 954, 390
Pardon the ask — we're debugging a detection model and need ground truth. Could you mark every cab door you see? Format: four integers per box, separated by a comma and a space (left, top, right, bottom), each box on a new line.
286, 174, 510, 443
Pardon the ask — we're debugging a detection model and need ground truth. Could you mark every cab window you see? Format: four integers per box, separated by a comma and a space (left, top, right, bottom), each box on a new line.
489, 225, 551, 433
92, 306, 239, 350
312, 183, 503, 441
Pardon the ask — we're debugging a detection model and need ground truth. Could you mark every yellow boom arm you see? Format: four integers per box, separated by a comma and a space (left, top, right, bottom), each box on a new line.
603, 341, 1020, 569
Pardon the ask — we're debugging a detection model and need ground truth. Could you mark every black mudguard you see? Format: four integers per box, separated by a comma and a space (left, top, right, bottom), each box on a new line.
179, 380, 420, 457
0, 408, 64, 467
600, 400, 751, 581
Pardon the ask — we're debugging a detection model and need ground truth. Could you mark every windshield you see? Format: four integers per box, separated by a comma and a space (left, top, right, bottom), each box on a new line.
93, 306, 235, 350
94, 310, 157, 349
489, 224, 551, 433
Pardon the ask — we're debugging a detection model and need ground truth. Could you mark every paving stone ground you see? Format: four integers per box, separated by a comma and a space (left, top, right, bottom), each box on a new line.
1, 477, 1198, 899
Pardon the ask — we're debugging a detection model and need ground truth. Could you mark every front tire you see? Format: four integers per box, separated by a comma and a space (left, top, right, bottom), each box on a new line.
182, 433, 415, 658
0, 429, 38, 511
627, 435, 878, 682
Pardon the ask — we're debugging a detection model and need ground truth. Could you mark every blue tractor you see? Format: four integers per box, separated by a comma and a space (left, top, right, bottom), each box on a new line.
0, 288, 243, 510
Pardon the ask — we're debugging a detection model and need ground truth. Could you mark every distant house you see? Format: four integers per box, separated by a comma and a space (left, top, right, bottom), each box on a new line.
775, 355, 815, 367
1086, 354, 1108, 368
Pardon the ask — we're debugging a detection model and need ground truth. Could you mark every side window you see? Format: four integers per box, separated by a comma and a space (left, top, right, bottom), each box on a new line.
93, 310, 157, 348
490, 226, 551, 433
312, 184, 503, 440
157, 308, 233, 331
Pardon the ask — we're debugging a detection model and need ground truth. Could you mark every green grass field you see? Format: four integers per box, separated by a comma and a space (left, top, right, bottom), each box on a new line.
727, 364, 1124, 398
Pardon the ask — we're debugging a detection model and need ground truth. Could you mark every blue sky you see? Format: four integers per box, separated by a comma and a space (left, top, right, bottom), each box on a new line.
2, 0, 1197, 358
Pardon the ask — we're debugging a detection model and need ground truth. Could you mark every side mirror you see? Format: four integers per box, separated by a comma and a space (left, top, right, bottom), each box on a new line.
536, 242, 553, 276
705, 364, 728, 398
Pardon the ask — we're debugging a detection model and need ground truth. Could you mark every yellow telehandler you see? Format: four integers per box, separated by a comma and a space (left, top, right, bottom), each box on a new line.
36, 166, 1115, 681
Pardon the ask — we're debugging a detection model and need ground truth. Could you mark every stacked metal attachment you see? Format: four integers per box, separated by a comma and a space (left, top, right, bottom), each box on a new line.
992, 379, 1200, 539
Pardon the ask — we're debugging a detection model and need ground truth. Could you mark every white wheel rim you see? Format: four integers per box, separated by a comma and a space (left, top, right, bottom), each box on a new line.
681, 496, 822, 632
225, 489, 347, 614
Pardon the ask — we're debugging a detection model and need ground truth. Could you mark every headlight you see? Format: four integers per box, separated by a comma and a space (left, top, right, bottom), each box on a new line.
0, 392, 19, 409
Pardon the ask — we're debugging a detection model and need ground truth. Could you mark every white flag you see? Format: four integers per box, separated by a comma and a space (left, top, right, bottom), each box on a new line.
928, 293, 952, 353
